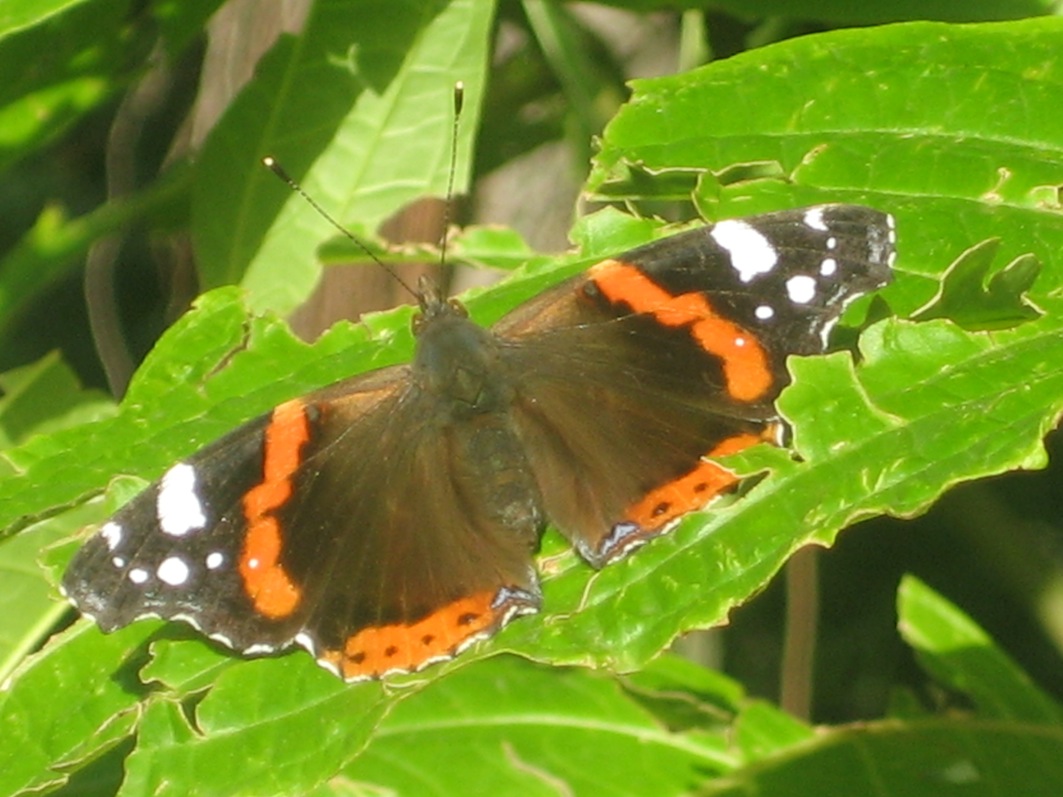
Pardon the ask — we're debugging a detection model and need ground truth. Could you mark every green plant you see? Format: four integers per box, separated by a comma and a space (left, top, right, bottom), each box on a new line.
2, 2, 1063, 795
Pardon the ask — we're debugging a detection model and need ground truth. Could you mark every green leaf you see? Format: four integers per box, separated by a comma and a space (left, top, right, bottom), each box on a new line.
191, 0, 497, 314
912, 238, 1042, 330
697, 578, 1063, 796
119, 660, 392, 797
620, 654, 747, 734
0, 353, 114, 684
0, 351, 114, 448
701, 717, 1063, 796
0, 288, 294, 535
820, 312, 1063, 509
0, 622, 147, 796
0, 0, 94, 36
733, 702, 814, 760
340, 657, 733, 796
448, 224, 536, 270
695, 0, 1055, 24
590, 19, 1063, 314
0, 0, 222, 171
522, 0, 621, 149
0, 165, 191, 349
898, 576, 1063, 723
0, 502, 105, 686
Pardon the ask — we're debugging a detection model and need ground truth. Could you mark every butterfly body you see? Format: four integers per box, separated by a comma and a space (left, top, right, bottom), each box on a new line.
62, 205, 896, 680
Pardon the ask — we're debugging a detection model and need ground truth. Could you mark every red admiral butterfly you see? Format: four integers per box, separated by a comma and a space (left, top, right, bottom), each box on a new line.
62, 204, 895, 680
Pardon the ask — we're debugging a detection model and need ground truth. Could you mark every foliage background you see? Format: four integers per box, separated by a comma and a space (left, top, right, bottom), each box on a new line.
2, 0, 1063, 795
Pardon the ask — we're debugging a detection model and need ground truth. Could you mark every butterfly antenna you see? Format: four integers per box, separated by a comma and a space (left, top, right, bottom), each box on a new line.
261, 156, 420, 300
439, 80, 464, 269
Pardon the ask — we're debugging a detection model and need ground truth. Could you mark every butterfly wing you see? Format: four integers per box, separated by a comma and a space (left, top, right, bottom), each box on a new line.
62, 364, 542, 681
494, 205, 895, 565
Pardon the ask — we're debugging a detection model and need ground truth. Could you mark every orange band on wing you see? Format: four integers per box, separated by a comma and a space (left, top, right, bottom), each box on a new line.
324, 591, 500, 680
626, 432, 764, 530
591, 260, 772, 402
239, 400, 310, 619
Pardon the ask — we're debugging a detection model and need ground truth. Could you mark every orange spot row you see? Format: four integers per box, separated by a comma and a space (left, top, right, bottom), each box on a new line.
326, 592, 497, 680
238, 400, 310, 619
625, 432, 764, 530
590, 260, 772, 402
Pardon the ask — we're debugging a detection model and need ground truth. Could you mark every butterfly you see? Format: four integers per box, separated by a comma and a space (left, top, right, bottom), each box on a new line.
62, 203, 895, 680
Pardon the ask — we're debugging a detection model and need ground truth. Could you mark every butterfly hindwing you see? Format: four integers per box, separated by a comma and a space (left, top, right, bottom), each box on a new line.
271, 364, 543, 679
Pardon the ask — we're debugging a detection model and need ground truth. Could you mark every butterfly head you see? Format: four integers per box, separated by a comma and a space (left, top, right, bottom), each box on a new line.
414, 275, 468, 328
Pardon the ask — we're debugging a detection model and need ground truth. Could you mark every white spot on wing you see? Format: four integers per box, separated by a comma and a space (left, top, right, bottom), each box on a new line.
870, 240, 889, 265
711, 220, 778, 282
804, 206, 828, 231
786, 275, 818, 305
827, 236, 837, 250
755, 304, 775, 320
208, 631, 236, 648
172, 611, 204, 632
128, 567, 149, 584
112, 556, 126, 568
315, 656, 342, 678
158, 463, 207, 537
820, 257, 837, 277
101, 522, 123, 551
244, 642, 278, 655
206, 551, 224, 569
157, 556, 191, 586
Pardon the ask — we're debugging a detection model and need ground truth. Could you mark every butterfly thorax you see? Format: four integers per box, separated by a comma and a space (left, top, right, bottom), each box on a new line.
412, 291, 510, 419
